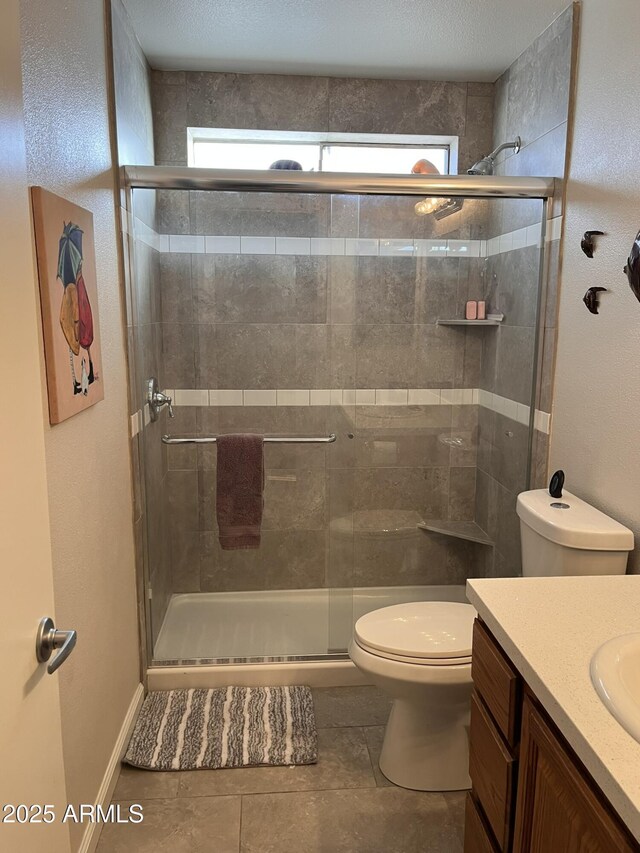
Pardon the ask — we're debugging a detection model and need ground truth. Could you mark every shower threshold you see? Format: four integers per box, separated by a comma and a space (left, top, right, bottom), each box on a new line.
152, 584, 467, 665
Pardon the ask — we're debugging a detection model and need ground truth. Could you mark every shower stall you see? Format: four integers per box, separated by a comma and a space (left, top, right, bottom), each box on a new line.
123, 167, 554, 680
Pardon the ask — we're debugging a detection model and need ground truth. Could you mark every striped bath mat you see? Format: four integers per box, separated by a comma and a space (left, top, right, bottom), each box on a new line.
124, 686, 317, 771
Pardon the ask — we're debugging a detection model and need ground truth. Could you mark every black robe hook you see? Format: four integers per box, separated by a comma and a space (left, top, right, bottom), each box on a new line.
583, 286, 607, 314
581, 230, 604, 258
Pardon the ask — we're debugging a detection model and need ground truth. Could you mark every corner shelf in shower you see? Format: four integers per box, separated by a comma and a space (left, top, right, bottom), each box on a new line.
417, 519, 494, 546
436, 319, 501, 327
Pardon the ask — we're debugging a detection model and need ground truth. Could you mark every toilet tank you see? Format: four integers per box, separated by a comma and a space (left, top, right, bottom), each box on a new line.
516, 489, 634, 577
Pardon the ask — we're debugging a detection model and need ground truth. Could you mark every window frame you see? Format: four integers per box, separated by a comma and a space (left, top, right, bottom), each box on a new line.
187, 128, 457, 174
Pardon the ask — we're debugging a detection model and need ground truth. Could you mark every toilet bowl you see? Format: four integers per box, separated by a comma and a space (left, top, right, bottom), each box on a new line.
348, 600, 475, 791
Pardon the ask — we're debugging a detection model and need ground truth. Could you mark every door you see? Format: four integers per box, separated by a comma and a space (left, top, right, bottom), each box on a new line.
0, 3, 71, 850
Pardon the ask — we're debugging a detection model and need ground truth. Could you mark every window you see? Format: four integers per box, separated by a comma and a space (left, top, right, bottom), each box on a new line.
321, 145, 448, 175
188, 129, 454, 175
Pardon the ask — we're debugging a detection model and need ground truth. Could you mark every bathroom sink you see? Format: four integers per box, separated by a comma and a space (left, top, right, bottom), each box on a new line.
590, 632, 640, 744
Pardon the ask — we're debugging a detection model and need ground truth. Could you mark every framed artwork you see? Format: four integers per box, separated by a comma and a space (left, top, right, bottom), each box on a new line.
31, 188, 104, 424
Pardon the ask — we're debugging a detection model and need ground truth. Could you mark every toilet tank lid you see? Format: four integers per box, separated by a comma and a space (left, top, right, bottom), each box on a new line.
516, 490, 634, 551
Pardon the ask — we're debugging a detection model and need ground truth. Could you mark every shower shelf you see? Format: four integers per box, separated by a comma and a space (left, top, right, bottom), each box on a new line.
417, 519, 494, 546
436, 319, 501, 327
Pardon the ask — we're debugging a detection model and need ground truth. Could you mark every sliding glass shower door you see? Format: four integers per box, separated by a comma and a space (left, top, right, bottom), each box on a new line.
127, 172, 550, 665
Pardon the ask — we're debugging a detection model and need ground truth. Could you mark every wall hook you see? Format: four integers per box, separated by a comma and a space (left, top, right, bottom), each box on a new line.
581, 230, 604, 258
583, 286, 607, 314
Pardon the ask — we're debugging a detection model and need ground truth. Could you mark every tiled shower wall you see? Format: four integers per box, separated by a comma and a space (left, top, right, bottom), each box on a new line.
114, 16, 575, 613
110, 0, 172, 645
158, 242, 484, 594
148, 70, 501, 596
476, 3, 576, 576
151, 73, 494, 173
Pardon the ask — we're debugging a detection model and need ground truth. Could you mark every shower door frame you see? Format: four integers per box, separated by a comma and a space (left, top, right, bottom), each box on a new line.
124, 165, 554, 198
122, 167, 555, 670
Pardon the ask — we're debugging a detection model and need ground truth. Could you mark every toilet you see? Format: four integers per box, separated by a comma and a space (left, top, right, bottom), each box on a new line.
349, 600, 475, 791
349, 489, 634, 792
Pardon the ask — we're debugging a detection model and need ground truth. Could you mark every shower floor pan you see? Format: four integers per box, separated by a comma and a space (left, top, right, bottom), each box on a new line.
153, 584, 467, 664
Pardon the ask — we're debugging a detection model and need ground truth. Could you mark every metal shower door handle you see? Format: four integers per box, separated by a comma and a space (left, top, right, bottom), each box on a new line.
36, 616, 77, 674
147, 377, 174, 421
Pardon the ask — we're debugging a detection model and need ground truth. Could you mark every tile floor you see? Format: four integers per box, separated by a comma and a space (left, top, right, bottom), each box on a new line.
96, 686, 466, 853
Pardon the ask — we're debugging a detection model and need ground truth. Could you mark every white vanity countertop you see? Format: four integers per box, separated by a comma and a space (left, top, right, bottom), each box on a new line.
466, 575, 640, 842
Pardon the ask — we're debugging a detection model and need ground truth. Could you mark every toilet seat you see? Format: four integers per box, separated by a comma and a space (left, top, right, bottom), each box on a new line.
354, 639, 471, 666
354, 601, 475, 666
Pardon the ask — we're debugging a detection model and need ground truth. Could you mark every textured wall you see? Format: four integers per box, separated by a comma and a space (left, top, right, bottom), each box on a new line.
550, 0, 640, 573
476, 4, 575, 576
20, 0, 140, 844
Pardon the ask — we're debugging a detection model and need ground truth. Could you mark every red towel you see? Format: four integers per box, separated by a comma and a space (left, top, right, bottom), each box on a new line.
216, 434, 264, 550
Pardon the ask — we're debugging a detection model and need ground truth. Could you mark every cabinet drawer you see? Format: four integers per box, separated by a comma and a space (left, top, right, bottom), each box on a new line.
472, 619, 521, 746
469, 691, 516, 851
464, 793, 500, 853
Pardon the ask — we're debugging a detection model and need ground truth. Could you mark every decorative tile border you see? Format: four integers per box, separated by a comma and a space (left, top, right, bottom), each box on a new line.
163, 387, 481, 408
477, 389, 530, 425
533, 410, 551, 433
130, 387, 552, 438
129, 403, 150, 438
124, 208, 563, 259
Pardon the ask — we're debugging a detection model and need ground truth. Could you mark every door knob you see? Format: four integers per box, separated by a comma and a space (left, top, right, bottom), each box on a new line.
36, 617, 77, 674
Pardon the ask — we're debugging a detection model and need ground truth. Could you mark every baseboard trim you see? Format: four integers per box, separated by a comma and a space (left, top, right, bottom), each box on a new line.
78, 683, 144, 853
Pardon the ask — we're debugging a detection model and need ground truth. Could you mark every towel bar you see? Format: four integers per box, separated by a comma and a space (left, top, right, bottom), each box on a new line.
162, 433, 337, 445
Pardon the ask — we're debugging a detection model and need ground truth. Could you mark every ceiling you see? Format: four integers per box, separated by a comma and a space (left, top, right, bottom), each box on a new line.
123, 0, 570, 82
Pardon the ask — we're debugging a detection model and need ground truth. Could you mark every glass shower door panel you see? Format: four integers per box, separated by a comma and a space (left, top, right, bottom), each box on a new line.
325, 194, 357, 654
478, 201, 546, 576
130, 179, 548, 665
128, 188, 171, 663
328, 192, 547, 634
149, 186, 358, 661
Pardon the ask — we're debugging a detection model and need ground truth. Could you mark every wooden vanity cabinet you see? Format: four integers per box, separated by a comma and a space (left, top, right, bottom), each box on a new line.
513, 693, 638, 853
468, 691, 516, 850
467, 620, 521, 851
465, 619, 640, 853
471, 619, 521, 747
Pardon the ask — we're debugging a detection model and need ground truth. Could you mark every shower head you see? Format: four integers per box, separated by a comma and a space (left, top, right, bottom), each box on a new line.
467, 136, 521, 176
466, 156, 494, 177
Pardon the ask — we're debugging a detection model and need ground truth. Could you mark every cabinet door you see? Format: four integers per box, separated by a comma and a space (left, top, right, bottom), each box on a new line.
513, 695, 639, 853
465, 793, 500, 853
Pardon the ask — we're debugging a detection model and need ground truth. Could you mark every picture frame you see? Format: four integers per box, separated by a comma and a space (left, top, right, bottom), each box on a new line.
31, 187, 104, 424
